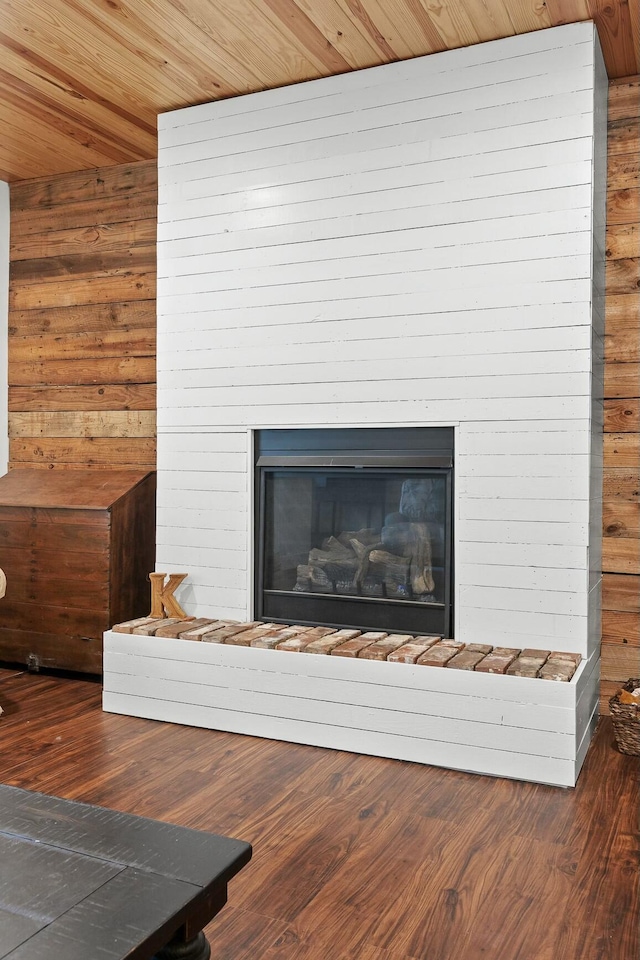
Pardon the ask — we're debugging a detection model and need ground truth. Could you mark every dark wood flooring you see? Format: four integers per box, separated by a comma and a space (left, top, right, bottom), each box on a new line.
0, 666, 638, 960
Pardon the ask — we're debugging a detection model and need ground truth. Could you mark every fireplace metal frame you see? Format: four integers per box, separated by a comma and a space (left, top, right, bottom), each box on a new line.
254, 427, 454, 637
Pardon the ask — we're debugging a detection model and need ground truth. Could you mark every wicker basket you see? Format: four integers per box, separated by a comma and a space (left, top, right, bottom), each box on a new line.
609, 678, 640, 756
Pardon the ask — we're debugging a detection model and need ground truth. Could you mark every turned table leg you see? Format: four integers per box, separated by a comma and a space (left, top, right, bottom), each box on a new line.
154, 930, 211, 960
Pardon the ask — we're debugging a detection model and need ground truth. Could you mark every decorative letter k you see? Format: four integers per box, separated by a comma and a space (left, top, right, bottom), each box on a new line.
149, 572, 188, 619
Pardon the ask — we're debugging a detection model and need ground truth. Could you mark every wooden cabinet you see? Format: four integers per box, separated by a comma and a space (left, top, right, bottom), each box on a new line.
0, 469, 156, 674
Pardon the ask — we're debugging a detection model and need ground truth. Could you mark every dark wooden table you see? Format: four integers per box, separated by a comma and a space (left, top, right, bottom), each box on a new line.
0, 784, 252, 959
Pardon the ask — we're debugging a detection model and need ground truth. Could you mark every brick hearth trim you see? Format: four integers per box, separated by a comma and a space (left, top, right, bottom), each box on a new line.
111, 618, 581, 681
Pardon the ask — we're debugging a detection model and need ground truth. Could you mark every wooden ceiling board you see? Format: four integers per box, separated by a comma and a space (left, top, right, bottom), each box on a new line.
140, 0, 284, 95
417, 0, 492, 47
0, 100, 122, 180
0, 0, 637, 183
0, 27, 158, 134
78, 0, 290, 98
491, 0, 551, 35
456, 0, 520, 42
338, 0, 447, 58
0, 81, 146, 169
0, 58, 156, 160
290, 0, 400, 67
1, 0, 197, 114
252, 0, 355, 76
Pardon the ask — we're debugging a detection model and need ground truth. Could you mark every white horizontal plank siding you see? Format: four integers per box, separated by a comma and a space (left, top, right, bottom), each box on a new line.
157, 21, 603, 647
159, 35, 594, 145
152, 23, 606, 781
104, 689, 579, 785
157, 311, 592, 359
103, 633, 590, 787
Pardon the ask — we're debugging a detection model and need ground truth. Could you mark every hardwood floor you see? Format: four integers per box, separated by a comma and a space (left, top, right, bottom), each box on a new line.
0, 666, 637, 960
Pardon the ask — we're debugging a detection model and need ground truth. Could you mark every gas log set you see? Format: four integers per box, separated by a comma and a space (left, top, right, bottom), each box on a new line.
112, 617, 581, 681
291, 477, 443, 601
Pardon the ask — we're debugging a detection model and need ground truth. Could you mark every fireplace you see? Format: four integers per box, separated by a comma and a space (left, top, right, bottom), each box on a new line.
254, 428, 454, 636
111, 22, 606, 785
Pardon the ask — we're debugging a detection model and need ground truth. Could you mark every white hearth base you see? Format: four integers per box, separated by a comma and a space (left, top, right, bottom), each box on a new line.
102, 631, 599, 787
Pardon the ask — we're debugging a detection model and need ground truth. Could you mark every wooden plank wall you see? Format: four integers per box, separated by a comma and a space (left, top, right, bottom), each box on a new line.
2, 64, 637, 711
601, 77, 640, 713
7, 160, 157, 472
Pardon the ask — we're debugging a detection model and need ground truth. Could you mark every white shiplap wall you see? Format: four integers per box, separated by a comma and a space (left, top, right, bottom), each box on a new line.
156, 23, 606, 657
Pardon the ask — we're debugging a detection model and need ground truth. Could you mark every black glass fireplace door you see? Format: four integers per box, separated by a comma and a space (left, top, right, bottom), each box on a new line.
255, 465, 453, 636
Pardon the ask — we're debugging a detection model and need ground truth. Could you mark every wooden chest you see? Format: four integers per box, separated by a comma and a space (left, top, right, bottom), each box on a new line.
0, 469, 156, 675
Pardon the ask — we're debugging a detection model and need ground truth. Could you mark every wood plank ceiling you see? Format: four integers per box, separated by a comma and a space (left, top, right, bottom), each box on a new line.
1, 0, 638, 183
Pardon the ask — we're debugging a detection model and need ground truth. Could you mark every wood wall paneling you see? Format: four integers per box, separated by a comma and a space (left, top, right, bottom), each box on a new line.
602, 77, 640, 713
8, 160, 157, 472
4, 54, 638, 710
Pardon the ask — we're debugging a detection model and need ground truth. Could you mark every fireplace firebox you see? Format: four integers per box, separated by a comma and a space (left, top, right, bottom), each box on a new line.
254, 428, 454, 635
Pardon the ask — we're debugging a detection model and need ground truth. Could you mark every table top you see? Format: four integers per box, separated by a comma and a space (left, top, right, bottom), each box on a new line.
0, 784, 252, 960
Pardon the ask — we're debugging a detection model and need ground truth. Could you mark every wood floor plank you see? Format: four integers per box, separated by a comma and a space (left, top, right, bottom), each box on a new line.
0, 669, 637, 960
